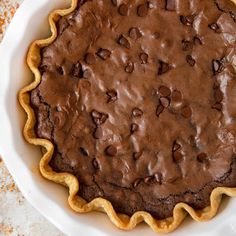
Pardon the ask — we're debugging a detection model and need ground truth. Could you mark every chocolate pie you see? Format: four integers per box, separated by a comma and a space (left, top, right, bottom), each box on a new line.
19, 0, 236, 233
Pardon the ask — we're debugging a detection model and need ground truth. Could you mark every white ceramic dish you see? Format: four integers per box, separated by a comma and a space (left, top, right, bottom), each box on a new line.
1, 0, 236, 235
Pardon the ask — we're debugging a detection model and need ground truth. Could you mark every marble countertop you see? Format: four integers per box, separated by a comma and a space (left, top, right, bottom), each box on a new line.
0, 1, 64, 235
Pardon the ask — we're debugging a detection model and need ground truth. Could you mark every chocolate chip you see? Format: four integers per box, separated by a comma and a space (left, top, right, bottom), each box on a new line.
129, 27, 142, 40
181, 105, 192, 118
157, 60, 171, 75
79, 147, 89, 156
117, 35, 130, 49
154, 173, 162, 184
212, 102, 222, 111
173, 150, 183, 162
193, 36, 202, 45
133, 178, 142, 188
85, 53, 96, 65
118, 4, 128, 16
197, 153, 207, 163
83, 69, 91, 79
172, 90, 182, 102
166, 0, 176, 11
148, 2, 154, 9
214, 88, 223, 102
154, 32, 160, 39
173, 141, 181, 151
57, 66, 64, 75
182, 40, 193, 51
106, 90, 117, 103
151, 89, 158, 96
144, 176, 154, 184
106, 145, 117, 156
125, 62, 134, 73
140, 53, 148, 64
111, 0, 117, 6
186, 55, 195, 66
158, 86, 171, 97
130, 123, 139, 134
180, 15, 195, 26
185, 15, 195, 24
132, 108, 143, 117
93, 127, 103, 139
133, 151, 142, 160
91, 110, 108, 125
212, 60, 225, 74
100, 114, 108, 125
156, 104, 164, 117
92, 158, 100, 170
96, 48, 111, 60
230, 12, 236, 22
71, 62, 83, 78
91, 110, 102, 118
137, 3, 148, 17
55, 105, 62, 112
160, 97, 170, 108
209, 23, 221, 33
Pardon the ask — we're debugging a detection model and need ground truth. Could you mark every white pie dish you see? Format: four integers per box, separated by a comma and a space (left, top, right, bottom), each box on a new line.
1, 0, 236, 235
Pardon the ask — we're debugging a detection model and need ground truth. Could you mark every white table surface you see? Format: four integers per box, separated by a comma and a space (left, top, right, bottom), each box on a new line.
0, 1, 64, 235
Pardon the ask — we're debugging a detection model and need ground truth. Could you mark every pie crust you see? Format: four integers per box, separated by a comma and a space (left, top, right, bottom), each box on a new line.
18, 0, 236, 233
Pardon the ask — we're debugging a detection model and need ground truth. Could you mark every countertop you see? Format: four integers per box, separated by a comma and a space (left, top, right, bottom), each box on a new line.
0, 1, 64, 235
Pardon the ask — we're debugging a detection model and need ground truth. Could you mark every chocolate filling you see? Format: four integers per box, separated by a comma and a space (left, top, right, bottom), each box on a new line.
31, 0, 236, 219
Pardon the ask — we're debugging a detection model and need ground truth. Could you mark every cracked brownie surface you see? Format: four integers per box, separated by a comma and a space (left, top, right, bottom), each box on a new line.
31, 0, 236, 219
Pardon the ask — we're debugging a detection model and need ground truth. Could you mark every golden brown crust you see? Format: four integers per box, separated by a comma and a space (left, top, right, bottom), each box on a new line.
18, 0, 236, 233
